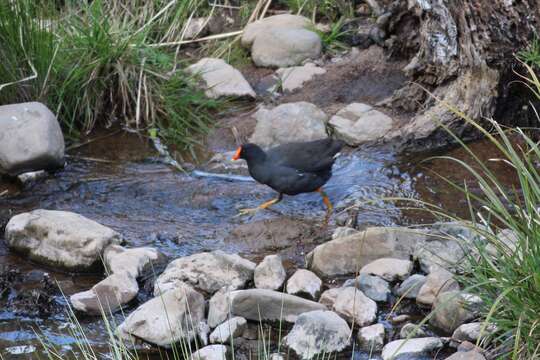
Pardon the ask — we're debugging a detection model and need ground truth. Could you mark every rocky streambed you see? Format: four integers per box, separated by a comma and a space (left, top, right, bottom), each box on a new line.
0, 9, 524, 360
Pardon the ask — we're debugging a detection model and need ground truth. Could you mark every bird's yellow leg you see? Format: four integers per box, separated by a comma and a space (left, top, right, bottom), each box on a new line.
317, 188, 333, 214
237, 194, 283, 216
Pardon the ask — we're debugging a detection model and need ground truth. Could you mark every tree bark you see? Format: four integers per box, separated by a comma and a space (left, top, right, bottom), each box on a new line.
372, 0, 540, 150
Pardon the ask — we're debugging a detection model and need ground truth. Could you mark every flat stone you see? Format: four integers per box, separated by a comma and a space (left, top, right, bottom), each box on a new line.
286, 269, 322, 300
254, 254, 286, 290
344, 273, 391, 302
187, 58, 255, 99
0, 102, 64, 175
104, 245, 166, 278
249, 102, 328, 149
332, 287, 377, 327
381, 337, 443, 360
154, 250, 255, 295
284, 310, 351, 360
241, 14, 311, 47
275, 63, 326, 92
209, 317, 247, 344
416, 267, 460, 306
229, 289, 326, 323
430, 291, 483, 334
357, 323, 385, 352
452, 322, 496, 343
360, 258, 413, 282
190, 345, 229, 360
5, 210, 122, 272
117, 284, 206, 347
70, 273, 138, 315
307, 227, 422, 277
252, 28, 322, 68
329, 103, 394, 146
396, 274, 427, 299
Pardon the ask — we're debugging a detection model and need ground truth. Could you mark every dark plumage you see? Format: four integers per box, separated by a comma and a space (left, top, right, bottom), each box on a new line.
232, 138, 344, 215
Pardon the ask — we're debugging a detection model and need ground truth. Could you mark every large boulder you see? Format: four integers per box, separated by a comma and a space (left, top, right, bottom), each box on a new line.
286, 269, 322, 300
416, 267, 460, 306
283, 310, 351, 360
254, 254, 286, 290
381, 337, 443, 360
360, 258, 413, 282
104, 245, 166, 278
252, 28, 322, 68
154, 251, 255, 295
117, 284, 206, 347
329, 103, 394, 146
332, 287, 377, 327
229, 289, 326, 323
70, 273, 138, 315
241, 14, 311, 48
0, 102, 64, 176
249, 102, 328, 148
306, 227, 421, 277
430, 291, 483, 334
5, 210, 122, 272
187, 58, 255, 99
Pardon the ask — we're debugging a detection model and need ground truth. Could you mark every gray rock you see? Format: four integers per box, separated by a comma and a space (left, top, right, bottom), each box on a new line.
344, 273, 391, 302
190, 345, 229, 360
229, 289, 326, 323
381, 337, 443, 360
5, 210, 122, 272
241, 14, 311, 48
286, 269, 322, 300
17, 170, 47, 185
104, 245, 166, 279
400, 323, 427, 339
187, 58, 255, 99
0, 102, 64, 176
284, 310, 351, 360
117, 284, 206, 347
360, 258, 413, 282
416, 267, 460, 306
329, 103, 394, 146
183, 17, 208, 40
208, 287, 233, 328
275, 63, 326, 92
254, 255, 286, 290
249, 102, 328, 149
331, 226, 359, 239
209, 317, 247, 344
333, 287, 377, 327
452, 322, 496, 343
318, 288, 341, 308
269, 354, 284, 360
306, 227, 422, 277
445, 351, 486, 360
430, 291, 483, 333
357, 323, 385, 352
154, 250, 255, 295
252, 28, 322, 68
70, 272, 138, 315
396, 274, 427, 299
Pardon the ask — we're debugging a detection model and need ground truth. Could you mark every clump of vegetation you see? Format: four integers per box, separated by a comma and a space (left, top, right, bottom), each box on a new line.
279, 0, 353, 22
406, 59, 540, 358
0, 0, 221, 149
518, 37, 540, 67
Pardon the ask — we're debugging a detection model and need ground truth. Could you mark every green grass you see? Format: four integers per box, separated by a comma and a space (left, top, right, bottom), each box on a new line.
278, 0, 353, 22
518, 38, 540, 67
397, 59, 540, 359
311, 18, 350, 55
0, 0, 222, 149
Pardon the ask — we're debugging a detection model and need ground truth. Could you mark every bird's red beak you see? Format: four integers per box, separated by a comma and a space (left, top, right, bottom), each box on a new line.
232, 146, 242, 161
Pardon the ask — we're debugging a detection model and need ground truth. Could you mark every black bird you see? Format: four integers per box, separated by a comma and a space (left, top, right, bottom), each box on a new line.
232, 138, 344, 216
